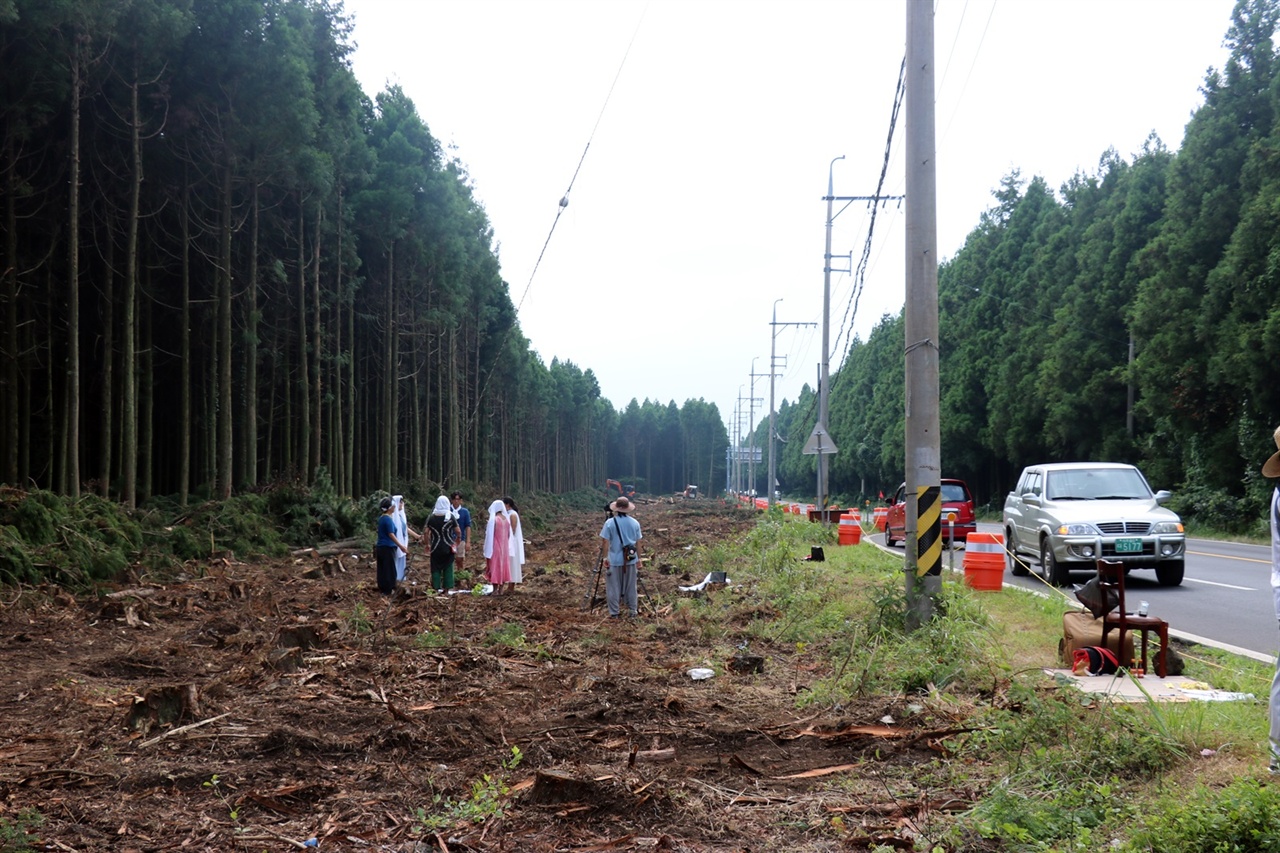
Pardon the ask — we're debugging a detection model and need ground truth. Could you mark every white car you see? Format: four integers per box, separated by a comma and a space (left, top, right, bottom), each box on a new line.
1002, 462, 1186, 587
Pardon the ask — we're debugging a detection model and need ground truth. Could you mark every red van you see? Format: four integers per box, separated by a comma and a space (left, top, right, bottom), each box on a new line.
883, 479, 976, 547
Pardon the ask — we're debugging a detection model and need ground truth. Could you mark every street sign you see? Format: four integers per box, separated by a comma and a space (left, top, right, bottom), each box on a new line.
802, 423, 838, 455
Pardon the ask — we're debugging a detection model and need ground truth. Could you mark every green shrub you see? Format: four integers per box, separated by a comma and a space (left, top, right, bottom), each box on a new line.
1120, 777, 1280, 852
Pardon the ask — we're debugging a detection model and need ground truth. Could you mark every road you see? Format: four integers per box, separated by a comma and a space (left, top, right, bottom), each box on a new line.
873, 522, 1278, 663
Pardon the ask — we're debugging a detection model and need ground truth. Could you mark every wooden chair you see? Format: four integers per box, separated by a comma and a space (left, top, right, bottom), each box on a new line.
1096, 559, 1169, 678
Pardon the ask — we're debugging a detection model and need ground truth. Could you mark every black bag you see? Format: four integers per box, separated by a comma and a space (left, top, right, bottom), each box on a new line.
1076, 576, 1119, 619
612, 517, 638, 564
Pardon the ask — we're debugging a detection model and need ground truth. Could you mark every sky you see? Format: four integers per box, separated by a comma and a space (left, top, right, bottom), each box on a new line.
342, 0, 1238, 441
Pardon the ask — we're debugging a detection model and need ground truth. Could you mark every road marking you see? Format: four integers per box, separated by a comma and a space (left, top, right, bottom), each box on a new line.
1187, 549, 1271, 565
1183, 577, 1256, 591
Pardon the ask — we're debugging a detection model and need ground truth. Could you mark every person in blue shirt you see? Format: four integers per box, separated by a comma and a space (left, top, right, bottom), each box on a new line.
598, 496, 643, 617
451, 491, 472, 576
375, 496, 407, 595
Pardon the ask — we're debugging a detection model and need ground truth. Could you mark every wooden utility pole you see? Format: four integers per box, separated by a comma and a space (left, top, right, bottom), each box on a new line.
904, 0, 941, 628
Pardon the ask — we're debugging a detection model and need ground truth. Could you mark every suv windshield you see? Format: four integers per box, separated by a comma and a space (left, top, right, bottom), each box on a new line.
1045, 468, 1151, 501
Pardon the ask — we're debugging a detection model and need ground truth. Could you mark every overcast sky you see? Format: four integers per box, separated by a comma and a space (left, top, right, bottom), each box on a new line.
343, 0, 1237, 441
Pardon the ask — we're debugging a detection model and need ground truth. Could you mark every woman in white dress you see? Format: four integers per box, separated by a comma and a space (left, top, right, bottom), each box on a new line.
503, 496, 525, 594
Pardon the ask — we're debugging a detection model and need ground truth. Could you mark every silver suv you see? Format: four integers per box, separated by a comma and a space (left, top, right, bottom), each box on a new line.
1002, 462, 1186, 587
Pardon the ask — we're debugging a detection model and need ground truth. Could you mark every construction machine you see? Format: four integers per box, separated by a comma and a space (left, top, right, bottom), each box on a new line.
682, 485, 699, 499
606, 479, 636, 500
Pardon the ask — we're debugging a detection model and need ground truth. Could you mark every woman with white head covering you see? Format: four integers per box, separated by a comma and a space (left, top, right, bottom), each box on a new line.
503, 496, 525, 594
483, 499, 511, 593
425, 495, 459, 592
391, 496, 421, 583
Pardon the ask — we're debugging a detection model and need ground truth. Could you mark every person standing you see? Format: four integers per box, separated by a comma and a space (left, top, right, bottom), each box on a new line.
598, 496, 642, 617
483, 499, 512, 593
503, 496, 525, 595
391, 495, 421, 584
451, 491, 472, 576
426, 495, 459, 593
1265, 425, 1280, 773
375, 496, 407, 595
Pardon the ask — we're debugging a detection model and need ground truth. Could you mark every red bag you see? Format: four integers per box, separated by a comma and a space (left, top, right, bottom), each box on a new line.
1072, 646, 1120, 676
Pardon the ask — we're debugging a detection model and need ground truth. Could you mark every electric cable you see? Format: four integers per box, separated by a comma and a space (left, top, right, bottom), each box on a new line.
465, 5, 648, 434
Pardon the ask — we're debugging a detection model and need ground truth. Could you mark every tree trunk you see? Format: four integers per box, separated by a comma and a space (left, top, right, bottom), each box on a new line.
66, 38, 82, 497
384, 240, 396, 487
245, 182, 259, 488
100, 224, 114, 497
311, 203, 322, 480
296, 196, 310, 484
179, 175, 191, 506
217, 157, 233, 499
121, 70, 141, 507
3, 138, 18, 485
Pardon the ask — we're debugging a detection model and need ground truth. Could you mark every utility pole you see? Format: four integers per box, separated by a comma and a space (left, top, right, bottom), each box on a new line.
769, 299, 816, 508
809, 163, 902, 517
904, 0, 940, 629
748, 357, 766, 499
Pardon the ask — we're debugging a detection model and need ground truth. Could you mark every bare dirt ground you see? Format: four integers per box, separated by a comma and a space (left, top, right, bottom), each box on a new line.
0, 500, 976, 852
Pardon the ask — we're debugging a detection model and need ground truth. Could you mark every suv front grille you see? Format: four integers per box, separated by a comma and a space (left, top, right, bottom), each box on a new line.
1097, 522, 1151, 535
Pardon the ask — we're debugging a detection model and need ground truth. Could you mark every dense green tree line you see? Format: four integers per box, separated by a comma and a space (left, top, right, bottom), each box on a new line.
0, 0, 727, 505
760, 0, 1280, 529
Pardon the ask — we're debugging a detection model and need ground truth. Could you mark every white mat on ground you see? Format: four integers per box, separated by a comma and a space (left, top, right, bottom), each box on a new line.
1045, 669, 1254, 703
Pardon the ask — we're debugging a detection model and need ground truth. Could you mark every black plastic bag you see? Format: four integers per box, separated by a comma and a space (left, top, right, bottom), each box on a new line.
1076, 576, 1119, 618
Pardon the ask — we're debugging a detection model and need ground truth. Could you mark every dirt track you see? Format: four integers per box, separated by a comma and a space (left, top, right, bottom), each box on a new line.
0, 500, 972, 852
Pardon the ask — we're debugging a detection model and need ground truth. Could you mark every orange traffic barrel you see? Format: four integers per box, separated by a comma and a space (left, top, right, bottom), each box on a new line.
873, 507, 888, 531
838, 512, 862, 545
963, 531, 1004, 591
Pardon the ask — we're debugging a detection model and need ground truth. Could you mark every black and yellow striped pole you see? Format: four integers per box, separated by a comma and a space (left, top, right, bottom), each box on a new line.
904, 0, 940, 629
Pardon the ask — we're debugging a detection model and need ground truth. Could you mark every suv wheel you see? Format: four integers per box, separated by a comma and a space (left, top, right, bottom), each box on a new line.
1040, 539, 1070, 587
1007, 527, 1029, 576
1155, 559, 1185, 587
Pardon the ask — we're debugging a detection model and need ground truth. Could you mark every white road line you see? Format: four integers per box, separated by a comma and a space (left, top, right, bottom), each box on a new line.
1183, 577, 1256, 591
1187, 549, 1271, 565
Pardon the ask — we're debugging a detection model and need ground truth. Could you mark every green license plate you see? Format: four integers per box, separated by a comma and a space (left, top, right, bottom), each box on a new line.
1115, 538, 1143, 553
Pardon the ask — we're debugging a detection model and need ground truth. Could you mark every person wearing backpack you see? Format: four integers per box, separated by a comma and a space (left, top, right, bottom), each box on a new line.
598, 496, 642, 618
425, 495, 459, 593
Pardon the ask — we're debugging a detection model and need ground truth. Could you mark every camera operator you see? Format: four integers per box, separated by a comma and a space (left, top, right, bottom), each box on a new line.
598, 496, 642, 618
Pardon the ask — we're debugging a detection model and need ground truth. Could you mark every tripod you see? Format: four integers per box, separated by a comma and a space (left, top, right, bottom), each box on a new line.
581, 554, 654, 614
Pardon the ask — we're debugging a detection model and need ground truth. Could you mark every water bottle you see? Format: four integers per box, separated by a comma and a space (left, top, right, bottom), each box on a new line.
1138, 600, 1149, 617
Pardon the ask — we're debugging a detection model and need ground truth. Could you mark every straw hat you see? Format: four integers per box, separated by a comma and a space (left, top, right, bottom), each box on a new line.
1265, 425, 1280, 478
609, 497, 634, 514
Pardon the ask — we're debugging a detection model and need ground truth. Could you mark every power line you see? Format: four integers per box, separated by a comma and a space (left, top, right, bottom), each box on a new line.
465, 5, 648, 434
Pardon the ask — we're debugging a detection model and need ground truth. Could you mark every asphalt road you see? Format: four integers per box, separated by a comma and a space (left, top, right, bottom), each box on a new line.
873, 522, 1278, 663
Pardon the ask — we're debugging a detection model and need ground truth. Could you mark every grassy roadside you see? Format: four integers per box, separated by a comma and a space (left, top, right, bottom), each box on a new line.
686, 507, 1280, 852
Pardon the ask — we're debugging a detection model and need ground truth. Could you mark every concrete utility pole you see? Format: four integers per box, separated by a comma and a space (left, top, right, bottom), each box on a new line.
810, 163, 903, 517
904, 0, 941, 629
769, 299, 816, 508
748, 357, 767, 498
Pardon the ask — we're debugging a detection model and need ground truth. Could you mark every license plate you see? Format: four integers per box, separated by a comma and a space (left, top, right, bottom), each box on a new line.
1114, 538, 1142, 553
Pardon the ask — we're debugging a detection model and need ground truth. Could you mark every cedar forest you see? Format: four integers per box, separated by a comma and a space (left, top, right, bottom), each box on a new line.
3, 0, 1280, 534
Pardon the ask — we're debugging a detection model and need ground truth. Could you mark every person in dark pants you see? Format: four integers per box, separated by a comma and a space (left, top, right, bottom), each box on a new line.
427, 495, 459, 592
375, 496, 407, 595
451, 491, 472, 575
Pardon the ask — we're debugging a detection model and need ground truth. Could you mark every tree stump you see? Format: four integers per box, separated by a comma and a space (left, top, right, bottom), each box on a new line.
528, 769, 606, 805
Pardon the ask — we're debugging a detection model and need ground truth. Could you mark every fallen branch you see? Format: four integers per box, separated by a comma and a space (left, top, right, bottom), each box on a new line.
137, 712, 231, 748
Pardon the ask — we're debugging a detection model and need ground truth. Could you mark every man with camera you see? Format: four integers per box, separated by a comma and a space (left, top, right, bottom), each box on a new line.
598, 496, 643, 618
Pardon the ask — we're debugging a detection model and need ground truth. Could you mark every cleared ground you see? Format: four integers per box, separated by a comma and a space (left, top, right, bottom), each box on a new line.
1, 501, 977, 852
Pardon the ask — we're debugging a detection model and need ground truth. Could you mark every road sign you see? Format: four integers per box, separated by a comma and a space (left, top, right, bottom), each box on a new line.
802, 423, 838, 456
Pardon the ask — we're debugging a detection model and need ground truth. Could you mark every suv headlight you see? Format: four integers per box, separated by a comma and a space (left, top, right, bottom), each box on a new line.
1055, 523, 1100, 536
1150, 521, 1184, 534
